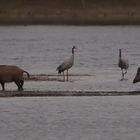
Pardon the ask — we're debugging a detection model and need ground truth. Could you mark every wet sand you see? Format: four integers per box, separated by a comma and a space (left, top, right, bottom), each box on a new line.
0, 74, 139, 97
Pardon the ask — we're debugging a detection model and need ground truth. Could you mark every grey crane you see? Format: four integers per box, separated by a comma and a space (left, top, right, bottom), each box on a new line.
133, 67, 140, 83
57, 46, 76, 81
118, 49, 129, 80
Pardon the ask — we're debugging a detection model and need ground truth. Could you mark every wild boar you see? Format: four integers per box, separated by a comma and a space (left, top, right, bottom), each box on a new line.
0, 65, 29, 91
133, 67, 140, 84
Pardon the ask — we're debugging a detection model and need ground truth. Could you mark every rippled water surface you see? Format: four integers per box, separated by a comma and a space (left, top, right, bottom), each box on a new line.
1, 96, 140, 140
0, 25, 140, 91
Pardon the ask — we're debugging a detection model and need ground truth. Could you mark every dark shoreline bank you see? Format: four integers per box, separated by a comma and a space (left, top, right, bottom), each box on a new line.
0, 0, 140, 25
0, 91, 140, 97
0, 14, 140, 26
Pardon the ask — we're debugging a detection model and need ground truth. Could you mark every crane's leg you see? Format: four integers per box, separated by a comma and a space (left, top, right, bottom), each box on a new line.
63, 72, 65, 81
125, 69, 127, 74
121, 69, 124, 80
66, 70, 68, 81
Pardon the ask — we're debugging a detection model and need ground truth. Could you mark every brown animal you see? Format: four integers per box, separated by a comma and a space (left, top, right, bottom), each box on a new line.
0, 65, 30, 91
133, 67, 140, 84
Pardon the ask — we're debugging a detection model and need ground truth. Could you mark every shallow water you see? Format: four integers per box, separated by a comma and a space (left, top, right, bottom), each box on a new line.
0, 25, 140, 91
1, 96, 140, 140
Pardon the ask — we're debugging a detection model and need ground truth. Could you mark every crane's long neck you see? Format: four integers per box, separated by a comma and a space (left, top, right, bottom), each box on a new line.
72, 48, 75, 55
119, 49, 122, 59
72, 47, 75, 58
71, 47, 75, 64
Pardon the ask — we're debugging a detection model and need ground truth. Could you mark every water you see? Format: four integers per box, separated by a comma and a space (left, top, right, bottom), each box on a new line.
0, 25, 140, 91
1, 96, 140, 140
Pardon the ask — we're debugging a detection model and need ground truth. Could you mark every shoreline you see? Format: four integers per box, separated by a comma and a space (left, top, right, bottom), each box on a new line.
0, 74, 138, 97
0, 1, 140, 25
0, 90, 140, 97
0, 19, 140, 26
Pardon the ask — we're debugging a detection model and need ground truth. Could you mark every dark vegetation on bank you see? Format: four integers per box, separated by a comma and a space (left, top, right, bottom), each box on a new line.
0, 0, 140, 25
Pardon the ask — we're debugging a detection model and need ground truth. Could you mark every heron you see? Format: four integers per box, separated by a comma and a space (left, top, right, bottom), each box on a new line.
118, 49, 129, 80
57, 46, 76, 81
133, 67, 140, 83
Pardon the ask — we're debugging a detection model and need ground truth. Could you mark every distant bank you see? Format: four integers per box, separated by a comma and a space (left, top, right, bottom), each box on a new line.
0, 0, 140, 25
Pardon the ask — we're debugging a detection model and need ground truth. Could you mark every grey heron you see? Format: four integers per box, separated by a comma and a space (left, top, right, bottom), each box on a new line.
57, 46, 76, 81
118, 49, 129, 80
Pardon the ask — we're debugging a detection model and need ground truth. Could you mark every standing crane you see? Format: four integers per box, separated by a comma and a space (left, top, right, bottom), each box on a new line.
57, 46, 76, 81
118, 49, 129, 80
